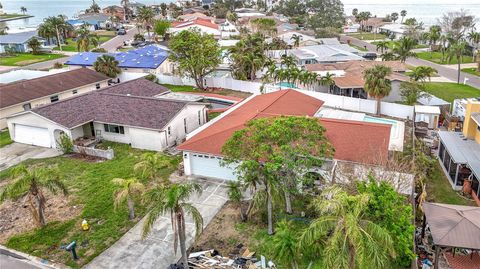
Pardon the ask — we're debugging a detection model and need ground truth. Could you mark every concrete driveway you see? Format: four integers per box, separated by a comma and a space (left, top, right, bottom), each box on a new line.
83, 177, 229, 269
0, 143, 62, 171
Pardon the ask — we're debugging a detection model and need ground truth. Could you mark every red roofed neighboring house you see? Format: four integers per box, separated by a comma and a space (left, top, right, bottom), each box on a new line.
177, 89, 392, 181
170, 18, 221, 38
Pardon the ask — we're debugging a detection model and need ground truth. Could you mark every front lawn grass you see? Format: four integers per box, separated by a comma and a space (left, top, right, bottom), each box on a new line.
462, 67, 480, 76
161, 84, 252, 98
0, 53, 65, 66
426, 162, 476, 206
54, 35, 114, 52
423, 82, 480, 103
371, 41, 428, 50
417, 51, 473, 65
2, 142, 180, 268
349, 44, 368, 51
347, 32, 387, 40
0, 130, 13, 148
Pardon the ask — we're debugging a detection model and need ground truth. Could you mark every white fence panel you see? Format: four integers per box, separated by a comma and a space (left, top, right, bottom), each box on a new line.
381, 102, 414, 120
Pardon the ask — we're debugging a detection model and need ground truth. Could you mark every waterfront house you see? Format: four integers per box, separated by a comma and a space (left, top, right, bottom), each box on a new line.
0, 31, 47, 53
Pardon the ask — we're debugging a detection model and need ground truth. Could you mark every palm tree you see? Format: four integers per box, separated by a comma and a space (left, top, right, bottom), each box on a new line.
121, 0, 131, 21
400, 81, 430, 105
363, 65, 393, 115
75, 24, 99, 52
20, 6, 27, 14
227, 11, 238, 25
134, 152, 173, 183
300, 187, 396, 269
448, 40, 468, 84
227, 181, 245, 221
409, 66, 437, 82
0, 165, 68, 227
375, 41, 389, 54
467, 31, 480, 64
381, 52, 397, 61
112, 177, 145, 220
142, 182, 203, 268
392, 36, 417, 63
89, 0, 100, 13
427, 25, 441, 54
391, 12, 399, 23
290, 34, 301, 48
27, 38, 42, 55
352, 8, 358, 18
400, 10, 407, 23
137, 6, 155, 40
272, 220, 300, 269
93, 55, 121, 78
43, 16, 70, 51
37, 22, 55, 44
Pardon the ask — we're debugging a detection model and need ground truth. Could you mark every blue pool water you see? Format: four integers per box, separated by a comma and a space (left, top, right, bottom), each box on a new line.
363, 116, 398, 133
277, 82, 298, 89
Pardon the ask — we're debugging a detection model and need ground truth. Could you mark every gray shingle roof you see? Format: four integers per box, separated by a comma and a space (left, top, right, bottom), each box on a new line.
0, 31, 40, 44
101, 78, 170, 97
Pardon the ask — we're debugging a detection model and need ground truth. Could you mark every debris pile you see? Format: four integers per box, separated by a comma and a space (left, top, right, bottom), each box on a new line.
188, 249, 277, 269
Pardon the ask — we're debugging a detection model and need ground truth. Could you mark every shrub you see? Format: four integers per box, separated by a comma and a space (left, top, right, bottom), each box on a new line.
53, 62, 63, 69
57, 133, 73, 154
144, 74, 158, 83
91, 48, 107, 53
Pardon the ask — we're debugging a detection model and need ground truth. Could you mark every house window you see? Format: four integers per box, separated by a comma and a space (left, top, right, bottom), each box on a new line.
103, 124, 125, 134
184, 118, 187, 133
167, 126, 171, 136
50, 95, 59, 102
22, 103, 31, 111
72, 90, 78, 94
198, 111, 201, 125
95, 83, 101, 89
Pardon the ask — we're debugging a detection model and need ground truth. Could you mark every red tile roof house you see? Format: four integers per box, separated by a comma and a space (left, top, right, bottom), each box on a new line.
0, 68, 110, 129
170, 18, 221, 38
5, 78, 209, 151
177, 89, 396, 183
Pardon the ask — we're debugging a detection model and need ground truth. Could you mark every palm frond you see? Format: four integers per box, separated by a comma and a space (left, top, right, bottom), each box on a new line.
182, 203, 204, 238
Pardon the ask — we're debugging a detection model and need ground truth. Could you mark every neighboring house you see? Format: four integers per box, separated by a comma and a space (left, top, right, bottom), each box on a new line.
177, 12, 213, 21
267, 31, 341, 47
77, 13, 111, 29
220, 20, 240, 39
0, 69, 69, 84
0, 68, 109, 129
379, 23, 408, 39
6, 78, 208, 151
305, 61, 409, 102
102, 5, 125, 21
66, 20, 96, 31
0, 31, 47, 53
178, 89, 391, 180
269, 44, 365, 66
437, 99, 480, 201
170, 18, 221, 38
65, 45, 173, 74
452, 98, 480, 121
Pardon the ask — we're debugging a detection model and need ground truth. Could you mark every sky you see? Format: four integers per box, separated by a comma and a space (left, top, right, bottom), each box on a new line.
342, 0, 479, 4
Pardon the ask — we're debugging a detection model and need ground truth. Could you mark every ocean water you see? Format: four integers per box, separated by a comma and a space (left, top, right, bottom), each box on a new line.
1, 0, 479, 30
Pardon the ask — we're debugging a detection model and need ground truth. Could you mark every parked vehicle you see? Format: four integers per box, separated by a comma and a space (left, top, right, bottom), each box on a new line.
117, 28, 126, 35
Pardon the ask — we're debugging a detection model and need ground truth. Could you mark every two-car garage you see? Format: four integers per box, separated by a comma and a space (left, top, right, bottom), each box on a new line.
12, 124, 52, 148
184, 152, 237, 181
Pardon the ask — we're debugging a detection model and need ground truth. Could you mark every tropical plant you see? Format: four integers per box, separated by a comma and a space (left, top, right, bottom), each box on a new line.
467, 31, 480, 64
41, 16, 72, 51
0, 165, 68, 227
222, 116, 335, 234
272, 220, 300, 269
363, 65, 392, 115
134, 152, 173, 183
169, 29, 222, 89
137, 6, 155, 39
229, 33, 267, 81
381, 52, 397, 61
153, 20, 170, 40
250, 18, 277, 37
352, 8, 358, 18
27, 37, 42, 55
400, 9, 407, 23
290, 33, 301, 48
392, 36, 417, 63
160, 3, 168, 17
447, 40, 468, 83
375, 40, 389, 54
307, 0, 345, 31
56, 133, 73, 153
75, 24, 99, 52
426, 25, 441, 53
88, 0, 100, 13
227, 180, 245, 220
20, 6, 27, 14
226, 11, 238, 25
93, 55, 121, 78
112, 177, 145, 220
142, 182, 203, 268
400, 81, 430, 105
391, 12, 399, 23
409, 66, 437, 82
299, 187, 396, 269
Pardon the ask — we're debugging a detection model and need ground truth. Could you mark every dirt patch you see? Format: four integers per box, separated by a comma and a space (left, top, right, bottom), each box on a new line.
206, 87, 252, 99
190, 201, 251, 257
0, 193, 82, 243
65, 153, 106, 163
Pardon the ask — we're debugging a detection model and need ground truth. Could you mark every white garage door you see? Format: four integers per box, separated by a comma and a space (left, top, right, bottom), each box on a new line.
14, 124, 51, 148
190, 154, 237, 180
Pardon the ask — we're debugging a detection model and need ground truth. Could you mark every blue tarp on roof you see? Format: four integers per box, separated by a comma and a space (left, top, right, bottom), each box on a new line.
65, 45, 169, 69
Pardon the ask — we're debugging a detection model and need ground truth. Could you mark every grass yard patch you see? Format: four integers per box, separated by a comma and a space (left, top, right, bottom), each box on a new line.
462, 67, 480, 76
346, 32, 387, 40
54, 35, 114, 52
417, 51, 473, 65
1, 142, 180, 268
349, 44, 368, 51
161, 84, 252, 99
0, 130, 13, 148
424, 82, 480, 103
0, 53, 65, 66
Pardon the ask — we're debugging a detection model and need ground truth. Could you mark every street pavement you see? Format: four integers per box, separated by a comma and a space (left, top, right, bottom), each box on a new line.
83, 177, 230, 269
0, 143, 62, 171
339, 35, 480, 89
99, 27, 137, 52
0, 247, 55, 269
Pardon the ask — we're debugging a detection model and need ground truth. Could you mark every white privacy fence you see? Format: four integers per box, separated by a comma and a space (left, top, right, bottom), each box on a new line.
155, 74, 415, 120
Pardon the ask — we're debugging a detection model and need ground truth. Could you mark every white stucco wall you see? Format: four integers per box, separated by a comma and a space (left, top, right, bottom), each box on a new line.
163, 104, 208, 147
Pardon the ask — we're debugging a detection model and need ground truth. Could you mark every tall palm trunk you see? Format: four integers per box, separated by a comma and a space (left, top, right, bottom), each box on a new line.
177, 211, 189, 268
55, 26, 62, 51
266, 184, 274, 235
376, 97, 382, 115
349, 246, 356, 269
37, 193, 47, 227
457, 57, 461, 84
284, 188, 292, 214
127, 197, 135, 220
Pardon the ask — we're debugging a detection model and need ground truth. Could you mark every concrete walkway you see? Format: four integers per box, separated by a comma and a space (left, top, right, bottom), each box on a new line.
0, 143, 62, 171
83, 177, 229, 269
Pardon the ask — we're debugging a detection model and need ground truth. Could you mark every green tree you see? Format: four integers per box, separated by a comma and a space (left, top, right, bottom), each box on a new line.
222, 116, 335, 234
375, 40, 389, 54
137, 6, 155, 39
290, 33, 301, 48
381, 52, 397, 61
27, 37, 42, 55
88, 0, 100, 13
75, 24, 99, 52
20, 6, 27, 14
43, 15, 72, 51
363, 65, 392, 115
160, 3, 168, 17
467, 31, 480, 64
229, 33, 267, 81
307, 0, 344, 34
226, 11, 238, 25
227, 181, 245, 220
400, 9, 407, 23
300, 187, 396, 269
153, 20, 171, 40
134, 152, 173, 183
409, 66, 437, 82
391, 12, 399, 23
142, 182, 203, 268
352, 8, 358, 18
272, 220, 300, 269
392, 36, 417, 63
275, 0, 307, 18
426, 25, 441, 54
112, 177, 145, 220
357, 178, 415, 267
0, 165, 68, 227
93, 54, 121, 78
250, 18, 277, 37
400, 81, 429, 105
169, 29, 222, 89
448, 40, 468, 83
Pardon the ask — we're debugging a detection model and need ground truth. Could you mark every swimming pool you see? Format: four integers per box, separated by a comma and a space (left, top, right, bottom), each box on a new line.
363, 115, 401, 143
276, 82, 298, 89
